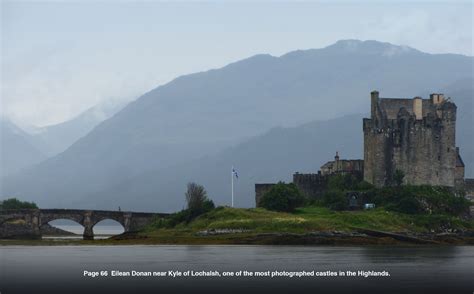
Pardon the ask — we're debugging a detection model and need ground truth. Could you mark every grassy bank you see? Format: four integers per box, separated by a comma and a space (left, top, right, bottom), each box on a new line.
148, 206, 473, 233
2, 206, 472, 246
127, 206, 473, 245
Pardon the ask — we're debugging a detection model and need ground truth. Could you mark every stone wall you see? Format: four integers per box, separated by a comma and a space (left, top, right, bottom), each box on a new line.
292, 173, 328, 200
255, 175, 328, 207
364, 91, 458, 187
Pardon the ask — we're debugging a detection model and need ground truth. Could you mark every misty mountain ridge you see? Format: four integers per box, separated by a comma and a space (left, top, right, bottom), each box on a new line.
2, 39, 473, 211
1, 100, 128, 177
0, 118, 47, 177
29, 99, 129, 157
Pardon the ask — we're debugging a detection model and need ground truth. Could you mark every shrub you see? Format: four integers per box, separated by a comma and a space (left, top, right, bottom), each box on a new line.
327, 174, 360, 191
0, 198, 38, 210
371, 185, 470, 215
322, 190, 348, 211
393, 169, 405, 186
259, 182, 305, 212
355, 180, 374, 191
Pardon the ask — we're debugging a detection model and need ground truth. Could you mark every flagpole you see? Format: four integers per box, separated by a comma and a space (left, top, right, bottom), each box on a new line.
231, 165, 234, 207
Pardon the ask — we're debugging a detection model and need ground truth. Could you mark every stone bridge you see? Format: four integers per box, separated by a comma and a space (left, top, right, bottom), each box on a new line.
0, 209, 169, 240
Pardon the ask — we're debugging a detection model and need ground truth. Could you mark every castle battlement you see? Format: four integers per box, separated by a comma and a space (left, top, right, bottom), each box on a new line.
255, 90, 469, 207
364, 91, 463, 187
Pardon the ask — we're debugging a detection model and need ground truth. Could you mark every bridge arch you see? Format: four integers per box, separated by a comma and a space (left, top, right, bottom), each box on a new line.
40, 214, 84, 227
45, 219, 84, 236
92, 219, 125, 237
90, 215, 126, 229
1, 209, 167, 240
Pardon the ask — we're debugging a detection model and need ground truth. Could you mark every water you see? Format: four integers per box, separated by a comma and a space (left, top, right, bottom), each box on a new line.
43, 225, 124, 240
0, 245, 472, 294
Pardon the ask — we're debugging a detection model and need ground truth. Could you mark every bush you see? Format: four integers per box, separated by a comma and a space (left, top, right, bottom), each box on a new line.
371, 185, 470, 215
151, 183, 216, 228
327, 174, 360, 191
322, 190, 348, 211
355, 180, 374, 191
393, 169, 405, 186
259, 182, 305, 212
0, 198, 38, 210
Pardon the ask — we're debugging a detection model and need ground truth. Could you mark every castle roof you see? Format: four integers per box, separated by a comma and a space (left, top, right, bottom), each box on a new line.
456, 151, 465, 168
320, 159, 364, 174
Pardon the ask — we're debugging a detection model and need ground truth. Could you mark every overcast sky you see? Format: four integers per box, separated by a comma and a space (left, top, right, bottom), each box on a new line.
1, 1, 472, 127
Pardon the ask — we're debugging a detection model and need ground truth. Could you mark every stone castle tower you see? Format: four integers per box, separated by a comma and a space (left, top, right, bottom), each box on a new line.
363, 91, 464, 187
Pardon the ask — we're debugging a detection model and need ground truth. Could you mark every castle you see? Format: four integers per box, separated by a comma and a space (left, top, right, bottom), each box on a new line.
255, 91, 473, 207
255, 152, 363, 205
364, 91, 464, 187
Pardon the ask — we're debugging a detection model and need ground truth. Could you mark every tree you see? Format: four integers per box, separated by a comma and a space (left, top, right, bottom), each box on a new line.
0, 198, 38, 210
259, 182, 305, 212
322, 190, 348, 211
184, 182, 215, 217
394, 169, 405, 187
327, 173, 359, 191
185, 182, 208, 210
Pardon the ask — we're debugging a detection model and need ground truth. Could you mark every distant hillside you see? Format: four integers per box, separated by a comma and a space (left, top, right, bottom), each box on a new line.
2, 40, 473, 210
30, 100, 128, 156
0, 119, 47, 177
78, 114, 363, 211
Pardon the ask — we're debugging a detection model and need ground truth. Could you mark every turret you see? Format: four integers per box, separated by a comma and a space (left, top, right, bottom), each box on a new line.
413, 96, 423, 120
430, 93, 445, 105
370, 90, 379, 118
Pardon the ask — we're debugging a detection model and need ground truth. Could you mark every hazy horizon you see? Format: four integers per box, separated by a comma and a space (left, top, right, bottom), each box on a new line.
2, 1, 472, 128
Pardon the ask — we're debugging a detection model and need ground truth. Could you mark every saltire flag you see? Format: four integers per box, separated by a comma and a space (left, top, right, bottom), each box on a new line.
232, 167, 239, 179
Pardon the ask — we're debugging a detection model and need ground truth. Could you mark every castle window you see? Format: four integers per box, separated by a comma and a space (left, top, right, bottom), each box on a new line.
438, 155, 441, 161
447, 147, 450, 152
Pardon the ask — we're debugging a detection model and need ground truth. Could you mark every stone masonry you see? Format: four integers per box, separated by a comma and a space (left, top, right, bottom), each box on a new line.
363, 91, 464, 187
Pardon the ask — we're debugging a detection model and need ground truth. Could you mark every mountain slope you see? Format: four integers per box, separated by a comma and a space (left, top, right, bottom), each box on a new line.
30, 100, 128, 156
78, 114, 364, 211
0, 119, 47, 177
2, 40, 473, 209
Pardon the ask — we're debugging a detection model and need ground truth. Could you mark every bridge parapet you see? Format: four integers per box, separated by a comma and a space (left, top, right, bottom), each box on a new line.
0, 209, 169, 240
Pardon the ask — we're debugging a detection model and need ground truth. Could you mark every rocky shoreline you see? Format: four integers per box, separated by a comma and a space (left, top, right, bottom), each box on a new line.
220, 231, 473, 245
108, 229, 474, 246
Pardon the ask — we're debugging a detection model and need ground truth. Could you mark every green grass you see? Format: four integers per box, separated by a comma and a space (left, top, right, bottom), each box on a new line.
145, 206, 474, 237
3, 206, 471, 246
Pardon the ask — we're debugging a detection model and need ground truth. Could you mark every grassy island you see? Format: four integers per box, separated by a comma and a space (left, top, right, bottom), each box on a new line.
110, 181, 473, 246
113, 205, 471, 245
2, 182, 472, 246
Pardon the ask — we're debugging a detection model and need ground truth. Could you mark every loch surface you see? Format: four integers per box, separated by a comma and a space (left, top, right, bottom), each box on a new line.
0, 245, 472, 294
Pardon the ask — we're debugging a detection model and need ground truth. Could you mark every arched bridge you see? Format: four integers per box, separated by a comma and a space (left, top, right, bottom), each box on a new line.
0, 209, 169, 240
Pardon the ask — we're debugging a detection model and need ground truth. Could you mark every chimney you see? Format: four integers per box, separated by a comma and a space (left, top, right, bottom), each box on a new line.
413, 96, 422, 120
430, 93, 445, 104
371, 91, 379, 118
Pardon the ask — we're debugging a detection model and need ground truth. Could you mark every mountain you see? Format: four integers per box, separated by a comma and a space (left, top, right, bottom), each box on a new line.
80, 114, 363, 212
30, 100, 128, 157
0, 119, 47, 177
2, 40, 473, 210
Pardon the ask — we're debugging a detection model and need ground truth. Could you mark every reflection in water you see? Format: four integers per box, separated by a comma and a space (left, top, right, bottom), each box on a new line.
360, 246, 460, 263
0, 245, 472, 294
44, 224, 124, 240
